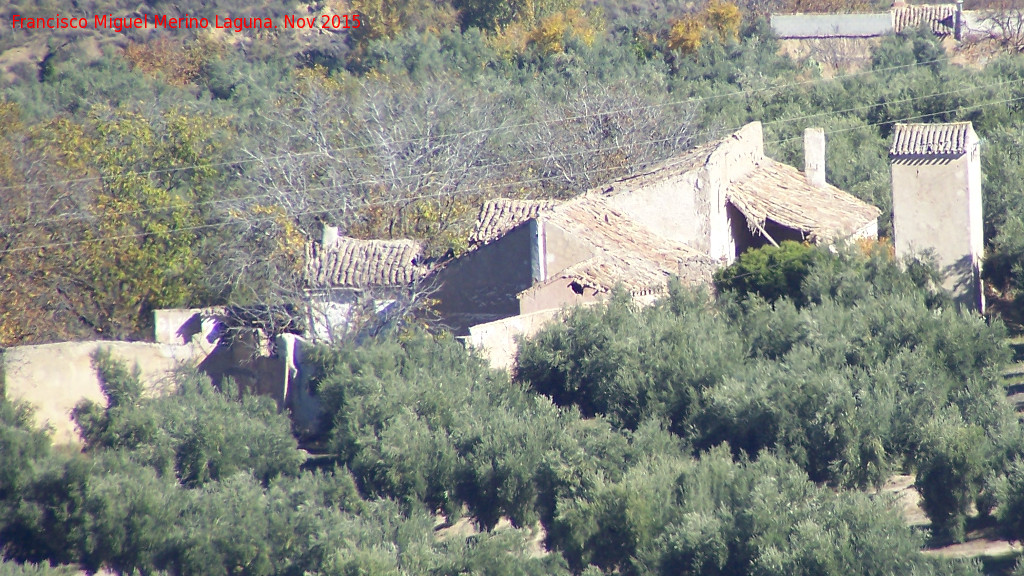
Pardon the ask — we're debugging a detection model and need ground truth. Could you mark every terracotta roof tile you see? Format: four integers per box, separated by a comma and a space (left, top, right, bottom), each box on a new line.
890, 122, 974, 157
305, 236, 427, 288
521, 195, 717, 296
892, 4, 956, 35
728, 160, 881, 241
470, 198, 561, 246
595, 140, 719, 196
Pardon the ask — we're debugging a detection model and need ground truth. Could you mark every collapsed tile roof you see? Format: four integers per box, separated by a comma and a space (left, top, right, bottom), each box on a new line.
474, 123, 879, 296
305, 236, 427, 289
592, 140, 721, 197
470, 198, 561, 246
523, 194, 717, 296
890, 122, 974, 157
308, 122, 879, 303
729, 159, 881, 241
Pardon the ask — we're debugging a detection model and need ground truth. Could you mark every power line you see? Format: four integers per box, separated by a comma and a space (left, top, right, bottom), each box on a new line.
0, 55, 950, 202
8, 75, 1017, 230
770, 93, 1024, 145
5, 89, 1022, 257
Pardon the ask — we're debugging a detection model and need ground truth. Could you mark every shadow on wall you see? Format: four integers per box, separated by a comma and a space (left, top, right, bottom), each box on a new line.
199, 330, 285, 403
197, 329, 322, 437
161, 307, 322, 436
1, 308, 326, 445
944, 254, 985, 312
2, 341, 202, 444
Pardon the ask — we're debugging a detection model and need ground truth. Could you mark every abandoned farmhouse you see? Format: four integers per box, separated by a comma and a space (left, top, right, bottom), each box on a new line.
285, 119, 984, 358
2, 119, 987, 441
433, 122, 879, 334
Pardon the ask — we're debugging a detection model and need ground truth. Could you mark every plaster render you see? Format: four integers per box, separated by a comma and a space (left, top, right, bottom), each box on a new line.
604, 171, 704, 247
541, 220, 594, 280
518, 276, 600, 316
433, 223, 536, 334
466, 307, 586, 370
701, 122, 764, 261
606, 122, 766, 263
805, 128, 827, 188
891, 126, 984, 311
153, 307, 223, 353
2, 341, 203, 444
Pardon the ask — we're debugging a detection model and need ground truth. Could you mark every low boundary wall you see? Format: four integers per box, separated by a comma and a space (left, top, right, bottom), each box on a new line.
2, 341, 205, 444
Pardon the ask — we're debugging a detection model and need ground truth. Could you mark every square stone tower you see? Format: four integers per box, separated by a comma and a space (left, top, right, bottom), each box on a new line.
890, 122, 984, 312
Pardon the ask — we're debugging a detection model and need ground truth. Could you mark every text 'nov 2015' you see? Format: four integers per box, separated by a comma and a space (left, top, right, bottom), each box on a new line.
10, 14, 362, 33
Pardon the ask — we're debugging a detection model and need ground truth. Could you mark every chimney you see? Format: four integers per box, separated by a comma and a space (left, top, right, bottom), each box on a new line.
954, 0, 963, 41
804, 127, 827, 188
321, 224, 338, 246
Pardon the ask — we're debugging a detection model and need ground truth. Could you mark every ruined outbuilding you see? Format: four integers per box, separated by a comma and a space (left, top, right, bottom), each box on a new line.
890, 121, 984, 312
303, 230, 430, 341
434, 122, 880, 336
772, 1, 982, 40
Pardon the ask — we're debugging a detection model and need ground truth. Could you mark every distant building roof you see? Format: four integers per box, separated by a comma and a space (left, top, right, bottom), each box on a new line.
771, 13, 893, 38
771, 3, 960, 39
893, 4, 955, 35
729, 159, 881, 241
305, 236, 427, 289
470, 198, 561, 246
890, 122, 974, 157
520, 194, 716, 297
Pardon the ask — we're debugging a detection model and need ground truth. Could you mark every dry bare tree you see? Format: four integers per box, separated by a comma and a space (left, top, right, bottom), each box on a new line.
517, 82, 699, 194
238, 74, 509, 245
983, 1, 1024, 51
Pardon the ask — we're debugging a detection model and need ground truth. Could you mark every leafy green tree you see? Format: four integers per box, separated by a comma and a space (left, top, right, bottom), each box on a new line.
0, 397, 50, 509
549, 446, 982, 576
996, 460, 1024, 542
75, 360, 303, 487
714, 241, 819, 305
453, 0, 580, 31
1, 455, 93, 566
517, 285, 745, 434
914, 411, 991, 544
0, 560, 75, 576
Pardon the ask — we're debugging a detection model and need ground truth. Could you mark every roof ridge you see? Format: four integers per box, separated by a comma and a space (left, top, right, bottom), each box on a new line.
469, 197, 561, 246
890, 122, 974, 157
728, 158, 880, 240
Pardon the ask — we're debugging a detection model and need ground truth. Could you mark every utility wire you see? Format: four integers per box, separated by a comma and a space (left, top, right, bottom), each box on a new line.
9, 75, 1018, 229
0, 55, 951, 199
4, 91, 1023, 257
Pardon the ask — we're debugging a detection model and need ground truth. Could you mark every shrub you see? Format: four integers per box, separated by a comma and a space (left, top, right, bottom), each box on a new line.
713, 241, 819, 305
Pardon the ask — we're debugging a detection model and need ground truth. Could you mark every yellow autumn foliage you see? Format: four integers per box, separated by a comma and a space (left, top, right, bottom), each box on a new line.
495, 7, 601, 56
122, 37, 218, 86
668, 16, 705, 54
705, 0, 742, 42
668, 0, 742, 55
249, 204, 307, 274
348, 0, 459, 43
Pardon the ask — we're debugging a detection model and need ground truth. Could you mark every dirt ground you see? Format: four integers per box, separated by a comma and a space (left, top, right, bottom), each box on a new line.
883, 474, 1023, 565
435, 514, 547, 558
